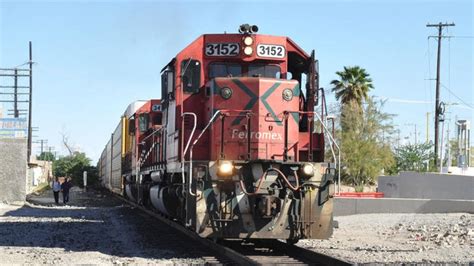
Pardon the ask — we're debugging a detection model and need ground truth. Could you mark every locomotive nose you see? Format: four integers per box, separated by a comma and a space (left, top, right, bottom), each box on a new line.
206, 77, 300, 161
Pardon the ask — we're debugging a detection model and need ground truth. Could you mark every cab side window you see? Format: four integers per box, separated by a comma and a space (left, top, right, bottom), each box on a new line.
153, 113, 163, 125
161, 70, 174, 101
181, 59, 201, 94
138, 114, 149, 133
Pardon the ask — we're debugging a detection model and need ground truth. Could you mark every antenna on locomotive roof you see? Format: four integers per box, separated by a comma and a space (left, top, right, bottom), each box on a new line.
239, 24, 258, 34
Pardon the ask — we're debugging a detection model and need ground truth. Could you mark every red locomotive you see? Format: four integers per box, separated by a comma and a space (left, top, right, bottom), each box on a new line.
99, 24, 336, 243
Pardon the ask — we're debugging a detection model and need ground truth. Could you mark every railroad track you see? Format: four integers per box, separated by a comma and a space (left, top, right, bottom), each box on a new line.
117, 194, 352, 265
221, 239, 352, 265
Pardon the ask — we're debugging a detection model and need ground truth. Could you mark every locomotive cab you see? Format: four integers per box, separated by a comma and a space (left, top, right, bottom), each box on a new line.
123, 100, 164, 203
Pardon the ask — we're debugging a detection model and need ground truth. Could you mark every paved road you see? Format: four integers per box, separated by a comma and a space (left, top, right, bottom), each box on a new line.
0, 187, 225, 264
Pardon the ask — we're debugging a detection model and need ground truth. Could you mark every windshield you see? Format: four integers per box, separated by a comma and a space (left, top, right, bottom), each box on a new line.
209, 63, 281, 79
209, 63, 242, 78
248, 64, 281, 78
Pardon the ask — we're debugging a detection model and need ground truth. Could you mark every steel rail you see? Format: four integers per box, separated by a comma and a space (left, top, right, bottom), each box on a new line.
115, 194, 257, 265
222, 239, 353, 266
117, 193, 352, 265
265, 239, 353, 266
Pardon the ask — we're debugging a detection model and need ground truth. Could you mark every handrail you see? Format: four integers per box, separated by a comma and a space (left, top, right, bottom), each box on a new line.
312, 111, 341, 195
181, 112, 197, 186
188, 110, 223, 196
284, 110, 341, 195
141, 126, 165, 143
188, 109, 252, 197
138, 127, 166, 167
182, 112, 197, 156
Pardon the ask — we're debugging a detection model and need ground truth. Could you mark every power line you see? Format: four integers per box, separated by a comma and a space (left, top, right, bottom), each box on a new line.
427, 37, 433, 106
443, 35, 474, 39
374, 97, 432, 104
440, 82, 474, 110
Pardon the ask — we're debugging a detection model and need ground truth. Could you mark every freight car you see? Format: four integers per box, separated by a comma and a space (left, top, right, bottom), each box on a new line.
99, 24, 338, 243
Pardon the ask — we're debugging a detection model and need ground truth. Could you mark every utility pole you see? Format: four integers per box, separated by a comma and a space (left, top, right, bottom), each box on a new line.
397, 130, 401, 149
13, 69, 19, 118
415, 124, 417, 145
27, 41, 33, 163
426, 22, 455, 167
48, 146, 56, 160
405, 123, 417, 145
33, 139, 47, 155
40, 139, 46, 154
426, 112, 431, 143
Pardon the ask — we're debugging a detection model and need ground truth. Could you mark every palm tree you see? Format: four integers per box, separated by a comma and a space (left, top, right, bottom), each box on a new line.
330, 66, 373, 107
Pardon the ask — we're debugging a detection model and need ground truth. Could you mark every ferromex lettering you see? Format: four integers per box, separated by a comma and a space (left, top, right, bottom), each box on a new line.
231, 129, 282, 140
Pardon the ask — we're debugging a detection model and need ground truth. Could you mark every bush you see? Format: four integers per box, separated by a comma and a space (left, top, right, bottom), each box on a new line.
339, 99, 396, 187
394, 142, 435, 172
53, 152, 97, 187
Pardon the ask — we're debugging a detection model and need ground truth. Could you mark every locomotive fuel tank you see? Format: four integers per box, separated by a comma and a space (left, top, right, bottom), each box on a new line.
125, 183, 137, 202
150, 184, 180, 217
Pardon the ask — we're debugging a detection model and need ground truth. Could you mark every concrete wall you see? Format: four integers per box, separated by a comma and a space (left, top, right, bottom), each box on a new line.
378, 171, 474, 200
0, 138, 27, 203
334, 198, 474, 216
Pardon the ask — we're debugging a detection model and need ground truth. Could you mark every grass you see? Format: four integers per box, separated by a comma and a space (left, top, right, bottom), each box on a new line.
32, 182, 50, 194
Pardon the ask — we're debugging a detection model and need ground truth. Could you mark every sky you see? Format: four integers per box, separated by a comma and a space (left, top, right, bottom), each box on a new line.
0, 0, 472, 163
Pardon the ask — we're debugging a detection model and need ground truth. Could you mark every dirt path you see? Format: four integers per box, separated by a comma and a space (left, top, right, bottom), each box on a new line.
0, 188, 224, 264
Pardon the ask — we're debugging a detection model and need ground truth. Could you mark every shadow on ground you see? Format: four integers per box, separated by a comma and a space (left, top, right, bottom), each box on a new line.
0, 188, 208, 261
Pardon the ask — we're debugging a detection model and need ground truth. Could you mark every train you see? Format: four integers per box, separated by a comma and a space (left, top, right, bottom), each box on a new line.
99, 24, 336, 243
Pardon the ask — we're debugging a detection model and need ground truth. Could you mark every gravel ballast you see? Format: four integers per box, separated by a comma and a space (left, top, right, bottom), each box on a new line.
1, 188, 472, 264
0, 188, 222, 264
298, 213, 474, 264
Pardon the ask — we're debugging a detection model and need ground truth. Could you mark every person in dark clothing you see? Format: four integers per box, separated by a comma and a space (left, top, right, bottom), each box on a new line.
61, 177, 72, 204
52, 178, 61, 204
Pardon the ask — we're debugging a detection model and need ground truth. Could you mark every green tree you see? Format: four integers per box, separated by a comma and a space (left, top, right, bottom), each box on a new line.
53, 152, 92, 186
330, 66, 374, 108
339, 98, 396, 189
37, 151, 55, 161
449, 139, 459, 166
394, 142, 435, 172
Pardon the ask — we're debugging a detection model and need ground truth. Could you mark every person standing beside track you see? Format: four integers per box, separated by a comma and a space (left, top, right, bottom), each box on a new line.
52, 177, 61, 205
61, 177, 72, 204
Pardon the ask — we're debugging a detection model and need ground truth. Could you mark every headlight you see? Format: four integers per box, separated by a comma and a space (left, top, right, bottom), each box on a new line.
244, 46, 253, 56
301, 163, 314, 177
243, 36, 253, 45
220, 87, 233, 100
217, 160, 234, 177
282, 88, 293, 101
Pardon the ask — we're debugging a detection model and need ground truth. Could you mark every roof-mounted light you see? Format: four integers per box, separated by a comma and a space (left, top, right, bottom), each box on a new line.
239, 24, 250, 33
250, 25, 258, 33
239, 24, 259, 34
